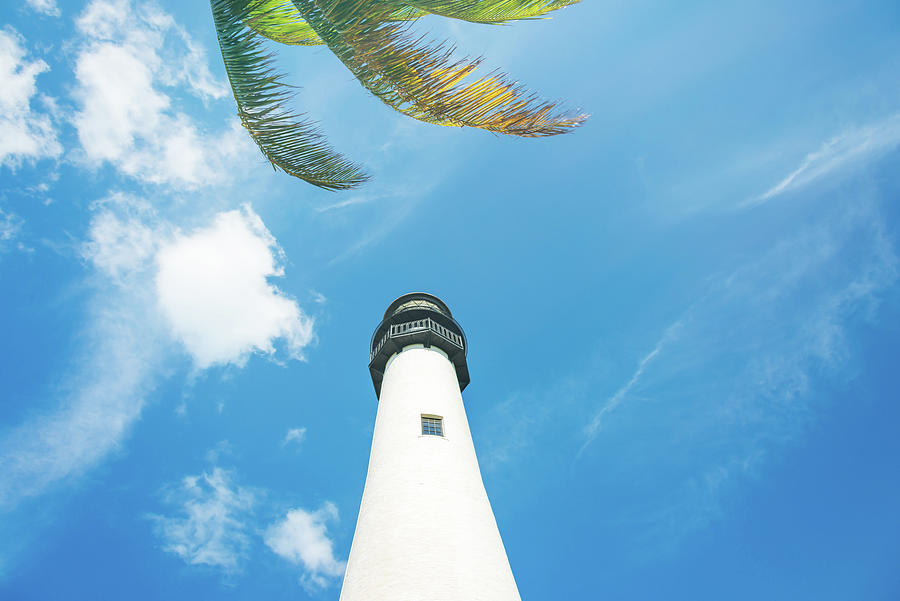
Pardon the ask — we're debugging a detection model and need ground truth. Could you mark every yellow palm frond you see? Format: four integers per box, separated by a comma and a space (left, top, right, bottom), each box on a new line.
210, 0, 586, 187
290, 0, 587, 136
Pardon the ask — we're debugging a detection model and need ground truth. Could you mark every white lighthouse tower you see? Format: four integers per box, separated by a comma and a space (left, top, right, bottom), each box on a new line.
339, 293, 521, 601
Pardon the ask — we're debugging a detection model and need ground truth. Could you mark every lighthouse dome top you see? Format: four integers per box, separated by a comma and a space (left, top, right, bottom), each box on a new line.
383, 292, 453, 320
369, 292, 469, 398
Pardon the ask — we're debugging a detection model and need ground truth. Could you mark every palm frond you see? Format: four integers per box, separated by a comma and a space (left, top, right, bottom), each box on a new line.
244, 0, 323, 45
211, 0, 369, 190
290, 0, 587, 136
244, 0, 428, 47
402, 0, 581, 24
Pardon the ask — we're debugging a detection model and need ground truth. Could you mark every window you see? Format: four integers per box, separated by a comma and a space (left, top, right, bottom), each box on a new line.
421, 415, 443, 437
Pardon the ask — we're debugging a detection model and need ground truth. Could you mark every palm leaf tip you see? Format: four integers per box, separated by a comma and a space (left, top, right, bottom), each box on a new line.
211, 0, 368, 190
427, 69, 589, 137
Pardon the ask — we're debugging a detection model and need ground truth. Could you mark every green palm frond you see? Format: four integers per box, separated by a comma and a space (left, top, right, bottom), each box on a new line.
244, 0, 427, 46
244, 0, 323, 45
290, 0, 587, 136
402, 0, 580, 24
210, 0, 585, 187
211, 0, 369, 190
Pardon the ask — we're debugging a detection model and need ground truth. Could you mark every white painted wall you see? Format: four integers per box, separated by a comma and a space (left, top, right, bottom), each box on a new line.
339, 344, 521, 601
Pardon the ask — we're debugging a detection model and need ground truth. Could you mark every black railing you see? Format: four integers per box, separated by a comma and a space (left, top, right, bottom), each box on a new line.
370, 317, 464, 362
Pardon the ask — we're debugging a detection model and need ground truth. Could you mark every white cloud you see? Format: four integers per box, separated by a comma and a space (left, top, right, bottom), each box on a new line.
148, 467, 343, 583
752, 113, 900, 205
0, 28, 62, 169
25, 0, 60, 16
0, 196, 317, 512
150, 468, 256, 572
264, 504, 345, 590
282, 427, 307, 447
71, 0, 248, 187
155, 205, 315, 369
76, 0, 227, 101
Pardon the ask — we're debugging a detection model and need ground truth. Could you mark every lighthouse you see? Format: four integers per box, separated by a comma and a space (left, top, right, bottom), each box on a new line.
339, 293, 521, 601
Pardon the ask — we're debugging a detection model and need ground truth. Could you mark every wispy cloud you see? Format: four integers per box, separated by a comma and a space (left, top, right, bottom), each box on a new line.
0, 28, 62, 169
149, 468, 256, 572
580, 320, 683, 453
750, 113, 900, 205
325, 184, 433, 266
264, 504, 345, 591
314, 195, 378, 213
0, 195, 166, 510
282, 428, 307, 448
575, 198, 898, 546
0, 208, 25, 254
25, 0, 60, 16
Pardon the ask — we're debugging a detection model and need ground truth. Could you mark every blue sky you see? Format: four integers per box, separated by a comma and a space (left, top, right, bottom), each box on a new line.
1, 0, 899, 599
